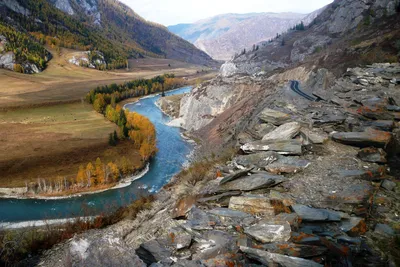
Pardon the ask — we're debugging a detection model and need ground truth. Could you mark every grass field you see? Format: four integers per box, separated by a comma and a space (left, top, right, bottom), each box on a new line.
0, 102, 142, 188
0, 47, 215, 110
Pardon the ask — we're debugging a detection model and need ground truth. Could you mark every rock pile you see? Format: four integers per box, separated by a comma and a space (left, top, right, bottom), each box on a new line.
130, 64, 399, 266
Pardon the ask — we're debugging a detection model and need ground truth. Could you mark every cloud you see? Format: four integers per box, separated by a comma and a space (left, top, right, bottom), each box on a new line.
119, 0, 333, 25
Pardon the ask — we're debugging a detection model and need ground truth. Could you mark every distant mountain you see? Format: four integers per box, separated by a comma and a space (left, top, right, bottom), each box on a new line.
169, 9, 325, 61
0, 0, 214, 73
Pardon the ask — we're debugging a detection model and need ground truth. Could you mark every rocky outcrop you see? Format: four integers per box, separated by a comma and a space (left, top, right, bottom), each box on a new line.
0, 51, 14, 71
172, 76, 262, 131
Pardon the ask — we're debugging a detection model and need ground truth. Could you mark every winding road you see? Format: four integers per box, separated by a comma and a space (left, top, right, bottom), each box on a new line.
289, 80, 319, 101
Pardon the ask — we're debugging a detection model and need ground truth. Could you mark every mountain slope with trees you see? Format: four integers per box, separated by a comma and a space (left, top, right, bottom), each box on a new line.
0, 0, 214, 73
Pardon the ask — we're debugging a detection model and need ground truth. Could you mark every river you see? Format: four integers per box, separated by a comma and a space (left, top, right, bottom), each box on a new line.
0, 86, 193, 223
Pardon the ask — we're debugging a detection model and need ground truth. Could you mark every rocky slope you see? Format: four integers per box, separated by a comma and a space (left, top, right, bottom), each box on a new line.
168, 9, 324, 61
35, 0, 400, 266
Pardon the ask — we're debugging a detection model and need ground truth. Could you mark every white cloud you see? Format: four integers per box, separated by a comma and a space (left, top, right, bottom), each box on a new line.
119, 0, 333, 25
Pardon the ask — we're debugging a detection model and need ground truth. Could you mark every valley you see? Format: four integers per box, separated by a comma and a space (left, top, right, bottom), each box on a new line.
1, 0, 400, 266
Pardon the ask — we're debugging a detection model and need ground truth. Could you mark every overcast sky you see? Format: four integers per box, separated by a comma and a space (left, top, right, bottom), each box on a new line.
119, 0, 333, 26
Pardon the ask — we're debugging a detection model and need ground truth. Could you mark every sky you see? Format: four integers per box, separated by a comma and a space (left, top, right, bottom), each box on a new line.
119, 0, 333, 26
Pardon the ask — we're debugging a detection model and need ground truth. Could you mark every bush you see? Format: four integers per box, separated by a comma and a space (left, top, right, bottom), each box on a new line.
13, 64, 24, 73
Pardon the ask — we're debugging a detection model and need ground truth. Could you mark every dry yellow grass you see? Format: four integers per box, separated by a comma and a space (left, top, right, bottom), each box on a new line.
0, 47, 209, 110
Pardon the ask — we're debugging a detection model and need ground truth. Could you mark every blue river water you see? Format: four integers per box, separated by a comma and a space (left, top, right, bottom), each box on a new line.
0, 87, 193, 223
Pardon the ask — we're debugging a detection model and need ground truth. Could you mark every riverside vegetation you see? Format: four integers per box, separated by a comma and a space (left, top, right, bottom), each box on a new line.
13, 74, 186, 197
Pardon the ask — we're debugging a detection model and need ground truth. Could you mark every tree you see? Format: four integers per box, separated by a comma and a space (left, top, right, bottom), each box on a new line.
86, 162, 94, 187
109, 133, 116, 146
76, 165, 86, 187
93, 94, 106, 114
107, 162, 120, 182
95, 157, 105, 184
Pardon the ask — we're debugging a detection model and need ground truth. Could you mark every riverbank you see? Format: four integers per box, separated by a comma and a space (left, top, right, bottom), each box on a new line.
0, 164, 150, 200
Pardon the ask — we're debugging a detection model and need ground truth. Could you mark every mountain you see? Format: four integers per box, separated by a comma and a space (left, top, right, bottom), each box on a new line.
168, 9, 325, 61
0, 0, 214, 73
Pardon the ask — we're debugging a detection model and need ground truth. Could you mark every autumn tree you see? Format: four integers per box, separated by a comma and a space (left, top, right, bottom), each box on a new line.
76, 165, 86, 187
93, 94, 106, 114
107, 162, 120, 182
86, 162, 94, 187
95, 157, 105, 184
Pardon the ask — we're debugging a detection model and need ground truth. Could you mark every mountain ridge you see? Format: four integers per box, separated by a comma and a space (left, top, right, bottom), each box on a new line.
0, 0, 214, 73
168, 9, 325, 60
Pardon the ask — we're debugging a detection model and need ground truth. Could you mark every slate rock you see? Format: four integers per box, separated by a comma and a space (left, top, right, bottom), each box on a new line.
340, 217, 367, 236
171, 260, 206, 267
331, 128, 392, 148
68, 235, 146, 267
197, 191, 242, 203
208, 207, 253, 218
381, 179, 397, 191
358, 147, 387, 163
361, 120, 394, 132
374, 224, 395, 236
229, 196, 275, 216
245, 221, 291, 243
262, 122, 301, 141
258, 108, 291, 125
336, 235, 362, 246
234, 151, 281, 168
185, 207, 221, 230
266, 157, 310, 174
220, 168, 252, 185
291, 233, 322, 245
240, 246, 323, 267
217, 173, 286, 192
261, 243, 328, 258
387, 105, 400, 112
172, 196, 197, 219
327, 183, 373, 205
192, 230, 237, 260
136, 239, 173, 266
300, 128, 328, 144
241, 139, 302, 155
292, 205, 341, 222
313, 114, 346, 126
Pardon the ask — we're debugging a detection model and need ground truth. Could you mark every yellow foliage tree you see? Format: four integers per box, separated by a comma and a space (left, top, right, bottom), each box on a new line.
107, 162, 120, 182
76, 165, 86, 187
95, 157, 105, 185
86, 162, 94, 187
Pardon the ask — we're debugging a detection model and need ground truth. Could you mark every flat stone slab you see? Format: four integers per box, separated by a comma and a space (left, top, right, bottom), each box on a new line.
374, 224, 395, 236
229, 196, 275, 216
358, 147, 387, 163
262, 122, 301, 141
241, 139, 302, 155
217, 173, 286, 192
261, 243, 328, 258
219, 168, 252, 185
362, 120, 394, 132
331, 128, 392, 148
208, 208, 252, 218
300, 128, 328, 144
266, 157, 310, 174
340, 217, 367, 236
292, 205, 342, 222
245, 221, 291, 243
234, 151, 281, 168
258, 108, 291, 125
240, 246, 323, 267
